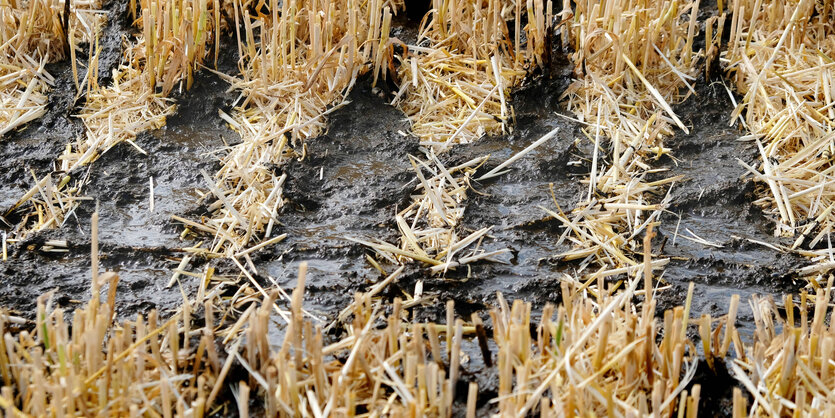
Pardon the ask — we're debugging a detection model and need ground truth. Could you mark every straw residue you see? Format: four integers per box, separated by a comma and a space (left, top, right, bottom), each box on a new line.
731, 280, 835, 417
552, 0, 701, 279
0, 0, 103, 137
492, 278, 700, 417
360, 0, 553, 273
7, 0, 221, 236
187, 0, 398, 255
351, 152, 511, 272
722, 0, 834, 252
392, 0, 551, 149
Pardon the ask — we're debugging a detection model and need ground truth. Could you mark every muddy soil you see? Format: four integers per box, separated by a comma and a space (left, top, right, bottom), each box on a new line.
247, 63, 802, 415
0, 0, 129, 213
0, 5, 812, 416
0, 29, 240, 319
261, 80, 420, 316
655, 80, 805, 333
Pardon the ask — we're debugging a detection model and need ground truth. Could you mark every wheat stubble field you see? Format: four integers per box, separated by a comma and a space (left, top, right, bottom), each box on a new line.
0, 0, 834, 416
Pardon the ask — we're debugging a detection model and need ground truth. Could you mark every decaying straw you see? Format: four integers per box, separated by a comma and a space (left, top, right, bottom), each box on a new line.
722, 0, 835, 276
0, 0, 103, 136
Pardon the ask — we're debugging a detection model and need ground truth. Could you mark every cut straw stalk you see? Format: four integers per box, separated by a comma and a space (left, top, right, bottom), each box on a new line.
477, 127, 559, 181
0, 209, 715, 417
493, 262, 701, 416
0, 207, 210, 416
195, 0, 397, 254
393, 0, 550, 148
364, 0, 555, 273
732, 277, 835, 416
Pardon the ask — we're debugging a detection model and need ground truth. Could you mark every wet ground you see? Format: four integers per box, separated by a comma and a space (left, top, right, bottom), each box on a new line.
0, 69, 237, 318
656, 80, 804, 331
0, 4, 814, 416
0, 0, 127, 214
0, 0, 239, 317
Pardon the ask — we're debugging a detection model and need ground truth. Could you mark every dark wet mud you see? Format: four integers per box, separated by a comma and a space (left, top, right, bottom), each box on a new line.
649, 80, 805, 416
655, 80, 805, 335
401, 70, 586, 312
262, 80, 420, 316
0, 61, 238, 319
263, 66, 588, 321
243, 57, 798, 416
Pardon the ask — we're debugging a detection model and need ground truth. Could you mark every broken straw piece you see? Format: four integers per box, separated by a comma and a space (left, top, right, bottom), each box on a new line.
477, 127, 560, 181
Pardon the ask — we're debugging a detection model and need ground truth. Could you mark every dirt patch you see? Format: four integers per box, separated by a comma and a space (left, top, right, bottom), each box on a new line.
0, 0, 129, 212
253, 78, 420, 316
0, 56, 238, 319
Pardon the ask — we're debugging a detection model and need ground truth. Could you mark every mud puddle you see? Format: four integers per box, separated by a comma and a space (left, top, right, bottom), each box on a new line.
257, 79, 420, 316
0, 64, 237, 319
655, 80, 804, 336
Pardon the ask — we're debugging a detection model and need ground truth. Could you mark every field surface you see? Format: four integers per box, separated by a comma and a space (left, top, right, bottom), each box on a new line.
1, 0, 834, 416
